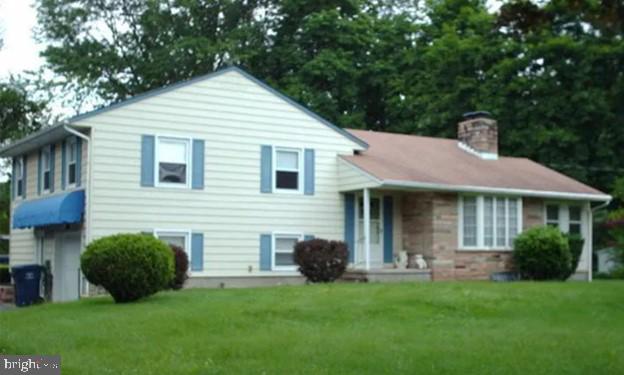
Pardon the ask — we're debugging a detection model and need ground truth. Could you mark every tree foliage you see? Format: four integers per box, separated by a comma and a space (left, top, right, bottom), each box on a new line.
35, 0, 624, 192
0, 83, 46, 146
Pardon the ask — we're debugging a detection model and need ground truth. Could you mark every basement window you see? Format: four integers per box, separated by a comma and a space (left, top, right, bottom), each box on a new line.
273, 233, 302, 270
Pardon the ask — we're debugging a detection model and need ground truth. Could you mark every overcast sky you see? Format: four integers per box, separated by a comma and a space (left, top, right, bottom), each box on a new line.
0, 0, 42, 79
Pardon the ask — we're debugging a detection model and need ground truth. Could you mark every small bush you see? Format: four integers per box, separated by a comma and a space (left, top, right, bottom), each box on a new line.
294, 239, 348, 283
0, 264, 9, 284
81, 233, 174, 303
564, 233, 585, 279
609, 267, 624, 279
170, 244, 189, 290
513, 226, 571, 281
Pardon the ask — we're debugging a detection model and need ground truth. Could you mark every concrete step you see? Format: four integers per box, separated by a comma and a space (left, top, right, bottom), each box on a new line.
339, 270, 369, 283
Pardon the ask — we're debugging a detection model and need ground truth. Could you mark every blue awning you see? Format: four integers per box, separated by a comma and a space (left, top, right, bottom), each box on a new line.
13, 190, 85, 229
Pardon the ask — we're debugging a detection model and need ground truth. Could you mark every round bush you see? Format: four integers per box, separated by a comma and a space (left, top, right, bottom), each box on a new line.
513, 226, 571, 280
81, 234, 174, 303
294, 239, 348, 283
169, 244, 189, 290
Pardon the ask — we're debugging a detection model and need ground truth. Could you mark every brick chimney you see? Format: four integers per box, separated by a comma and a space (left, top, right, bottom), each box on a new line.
458, 111, 498, 158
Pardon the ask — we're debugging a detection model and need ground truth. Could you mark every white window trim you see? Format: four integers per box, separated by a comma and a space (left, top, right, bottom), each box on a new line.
543, 203, 585, 235
15, 156, 25, 199
41, 145, 52, 194
154, 229, 192, 259
154, 135, 192, 189
272, 232, 303, 271
458, 195, 523, 251
65, 137, 78, 189
273, 147, 303, 194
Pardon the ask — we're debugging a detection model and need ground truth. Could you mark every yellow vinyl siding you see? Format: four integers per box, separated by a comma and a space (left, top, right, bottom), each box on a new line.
77, 70, 363, 276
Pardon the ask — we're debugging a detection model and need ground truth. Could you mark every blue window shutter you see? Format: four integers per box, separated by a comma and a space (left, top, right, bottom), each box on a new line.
191, 232, 204, 271
49, 145, 56, 193
260, 145, 272, 193
192, 139, 205, 189
141, 135, 155, 187
304, 234, 314, 241
383, 196, 394, 263
11, 157, 16, 200
61, 141, 67, 190
260, 234, 272, 270
76, 138, 83, 187
344, 193, 355, 263
304, 148, 315, 195
37, 150, 42, 195
22, 155, 27, 198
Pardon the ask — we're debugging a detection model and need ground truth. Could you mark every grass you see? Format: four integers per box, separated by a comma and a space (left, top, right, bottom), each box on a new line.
1, 281, 623, 374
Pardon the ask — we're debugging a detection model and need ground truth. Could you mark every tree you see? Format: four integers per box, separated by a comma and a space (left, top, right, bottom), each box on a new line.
36, 0, 270, 102
35, 0, 624, 193
0, 83, 46, 146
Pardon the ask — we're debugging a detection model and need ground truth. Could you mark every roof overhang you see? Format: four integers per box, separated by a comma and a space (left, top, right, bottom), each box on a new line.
380, 179, 612, 202
12, 190, 85, 229
0, 123, 90, 158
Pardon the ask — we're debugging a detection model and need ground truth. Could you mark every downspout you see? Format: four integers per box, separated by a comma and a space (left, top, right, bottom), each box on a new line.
63, 124, 92, 296
589, 199, 612, 282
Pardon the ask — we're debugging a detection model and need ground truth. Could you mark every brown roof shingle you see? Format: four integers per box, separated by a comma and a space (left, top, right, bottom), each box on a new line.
343, 129, 607, 198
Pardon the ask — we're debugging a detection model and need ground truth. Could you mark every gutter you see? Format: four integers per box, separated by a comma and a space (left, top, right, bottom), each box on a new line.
587, 199, 612, 282
381, 179, 612, 202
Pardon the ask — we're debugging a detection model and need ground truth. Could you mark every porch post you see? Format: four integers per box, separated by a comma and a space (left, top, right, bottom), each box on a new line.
363, 188, 371, 270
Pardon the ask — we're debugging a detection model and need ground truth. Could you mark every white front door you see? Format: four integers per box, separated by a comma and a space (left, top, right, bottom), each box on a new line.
53, 232, 81, 302
356, 196, 383, 268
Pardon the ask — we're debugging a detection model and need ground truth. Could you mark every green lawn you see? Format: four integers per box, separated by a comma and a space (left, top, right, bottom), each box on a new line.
1, 282, 623, 374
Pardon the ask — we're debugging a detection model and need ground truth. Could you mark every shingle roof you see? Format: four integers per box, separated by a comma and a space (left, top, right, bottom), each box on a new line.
342, 129, 608, 200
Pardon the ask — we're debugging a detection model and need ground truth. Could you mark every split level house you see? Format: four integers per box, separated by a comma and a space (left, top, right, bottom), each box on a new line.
0, 67, 611, 301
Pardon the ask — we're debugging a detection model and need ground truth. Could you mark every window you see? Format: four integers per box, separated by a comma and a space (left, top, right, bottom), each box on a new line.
459, 196, 522, 249
546, 204, 559, 228
273, 233, 302, 269
155, 230, 190, 256
157, 137, 190, 186
41, 146, 52, 192
66, 137, 78, 187
274, 148, 301, 191
462, 196, 478, 247
545, 204, 583, 235
14, 156, 24, 198
569, 206, 582, 235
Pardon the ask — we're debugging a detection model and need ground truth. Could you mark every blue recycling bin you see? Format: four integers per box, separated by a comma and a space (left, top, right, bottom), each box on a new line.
11, 264, 43, 307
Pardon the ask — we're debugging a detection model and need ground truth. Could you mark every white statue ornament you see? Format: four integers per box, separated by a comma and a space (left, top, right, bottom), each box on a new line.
415, 254, 427, 269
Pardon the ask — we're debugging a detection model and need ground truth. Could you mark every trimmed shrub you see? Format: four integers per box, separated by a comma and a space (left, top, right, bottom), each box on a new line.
564, 233, 585, 279
81, 233, 174, 303
294, 239, 348, 283
513, 226, 571, 280
170, 244, 189, 290
0, 264, 9, 284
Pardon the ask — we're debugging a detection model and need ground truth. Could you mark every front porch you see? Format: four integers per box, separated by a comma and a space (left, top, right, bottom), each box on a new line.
342, 185, 522, 281
344, 186, 438, 274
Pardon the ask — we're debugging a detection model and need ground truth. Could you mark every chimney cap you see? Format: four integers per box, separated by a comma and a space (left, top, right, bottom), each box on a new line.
462, 111, 492, 120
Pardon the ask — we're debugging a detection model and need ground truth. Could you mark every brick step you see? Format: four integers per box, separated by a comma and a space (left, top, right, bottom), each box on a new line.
0, 285, 14, 303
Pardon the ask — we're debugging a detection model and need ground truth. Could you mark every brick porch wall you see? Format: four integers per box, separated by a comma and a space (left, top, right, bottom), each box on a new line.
402, 192, 544, 280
